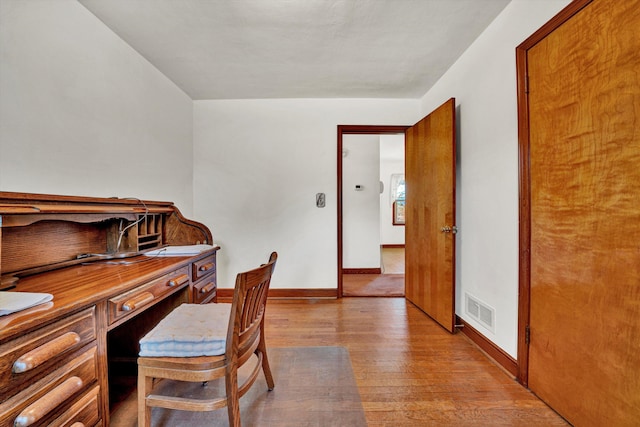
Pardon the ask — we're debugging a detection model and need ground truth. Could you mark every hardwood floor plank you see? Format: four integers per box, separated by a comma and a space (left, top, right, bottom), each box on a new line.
113, 297, 567, 425
342, 247, 405, 297
264, 298, 568, 426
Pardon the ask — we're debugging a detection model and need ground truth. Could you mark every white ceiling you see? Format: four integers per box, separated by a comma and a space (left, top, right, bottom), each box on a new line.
78, 0, 511, 100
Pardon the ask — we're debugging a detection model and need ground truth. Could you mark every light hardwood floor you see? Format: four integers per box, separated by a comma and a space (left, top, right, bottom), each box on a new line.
116, 297, 568, 426
380, 247, 404, 274
264, 298, 568, 426
343, 247, 405, 296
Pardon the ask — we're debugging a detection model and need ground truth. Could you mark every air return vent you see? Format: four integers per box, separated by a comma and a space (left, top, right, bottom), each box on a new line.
465, 293, 495, 333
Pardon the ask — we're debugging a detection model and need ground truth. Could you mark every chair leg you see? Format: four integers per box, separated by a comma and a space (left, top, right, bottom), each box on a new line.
258, 334, 275, 390
226, 366, 241, 427
137, 367, 153, 427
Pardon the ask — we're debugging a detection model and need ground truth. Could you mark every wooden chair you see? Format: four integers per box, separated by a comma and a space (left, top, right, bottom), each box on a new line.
137, 252, 277, 427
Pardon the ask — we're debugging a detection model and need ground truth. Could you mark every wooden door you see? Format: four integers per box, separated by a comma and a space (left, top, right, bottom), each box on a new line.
519, 0, 640, 425
405, 98, 456, 332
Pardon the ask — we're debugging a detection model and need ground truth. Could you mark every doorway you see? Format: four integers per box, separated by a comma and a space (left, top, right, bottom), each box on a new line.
337, 99, 456, 326
337, 125, 409, 297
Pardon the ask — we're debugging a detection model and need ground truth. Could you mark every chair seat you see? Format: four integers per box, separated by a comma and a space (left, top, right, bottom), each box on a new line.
139, 303, 231, 357
139, 353, 227, 371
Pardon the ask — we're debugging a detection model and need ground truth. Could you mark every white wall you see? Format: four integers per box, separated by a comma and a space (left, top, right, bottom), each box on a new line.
343, 134, 381, 269
380, 134, 405, 245
0, 0, 576, 360
0, 0, 194, 214
420, 0, 572, 357
193, 99, 419, 289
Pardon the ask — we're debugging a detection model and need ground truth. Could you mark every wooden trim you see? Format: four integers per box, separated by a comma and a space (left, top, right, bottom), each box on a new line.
337, 125, 410, 298
456, 316, 518, 378
0, 191, 174, 208
515, 34, 532, 388
217, 288, 337, 302
381, 244, 405, 249
516, 0, 592, 51
343, 268, 382, 275
449, 98, 458, 333
337, 127, 343, 298
515, 0, 593, 387
338, 125, 412, 135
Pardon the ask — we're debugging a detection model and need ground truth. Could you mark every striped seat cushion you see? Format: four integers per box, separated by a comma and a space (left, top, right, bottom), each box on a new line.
139, 303, 230, 357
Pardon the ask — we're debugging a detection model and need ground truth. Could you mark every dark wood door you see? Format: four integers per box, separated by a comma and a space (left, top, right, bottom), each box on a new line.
405, 98, 456, 332
519, 0, 640, 425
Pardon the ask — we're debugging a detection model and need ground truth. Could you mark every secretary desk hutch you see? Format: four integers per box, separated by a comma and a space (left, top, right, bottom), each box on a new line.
0, 192, 219, 426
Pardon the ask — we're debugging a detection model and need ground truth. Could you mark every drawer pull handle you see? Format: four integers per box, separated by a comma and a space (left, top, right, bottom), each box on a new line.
198, 262, 214, 272
200, 282, 216, 294
13, 332, 81, 374
70, 423, 85, 427
14, 376, 84, 427
122, 292, 154, 311
167, 274, 189, 287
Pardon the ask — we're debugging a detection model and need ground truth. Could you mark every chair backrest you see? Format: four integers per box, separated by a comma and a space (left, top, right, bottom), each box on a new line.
226, 252, 277, 364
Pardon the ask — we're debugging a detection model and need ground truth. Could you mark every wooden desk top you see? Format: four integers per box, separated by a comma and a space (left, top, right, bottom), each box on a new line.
0, 248, 218, 342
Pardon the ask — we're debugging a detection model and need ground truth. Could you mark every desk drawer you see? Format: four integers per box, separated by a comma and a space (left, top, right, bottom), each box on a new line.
192, 254, 216, 282
0, 344, 99, 427
192, 277, 217, 304
0, 307, 96, 398
108, 266, 190, 325
48, 384, 101, 427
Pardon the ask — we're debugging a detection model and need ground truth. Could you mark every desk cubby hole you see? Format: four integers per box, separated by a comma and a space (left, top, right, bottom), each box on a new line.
107, 214, 165, 254
137, 213, 164, 251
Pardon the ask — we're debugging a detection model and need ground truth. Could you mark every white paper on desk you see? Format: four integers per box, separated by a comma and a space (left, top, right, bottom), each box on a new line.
144, 244, 215, 257
0, 292, 54, 316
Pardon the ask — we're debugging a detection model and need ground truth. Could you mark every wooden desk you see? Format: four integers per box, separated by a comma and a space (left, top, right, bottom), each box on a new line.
0, 192, 218, 426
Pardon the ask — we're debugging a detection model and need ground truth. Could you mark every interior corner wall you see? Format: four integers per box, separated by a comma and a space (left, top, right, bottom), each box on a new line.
193, 99, 419, 290
419, 0, 573, 357
0, 0, 194, 215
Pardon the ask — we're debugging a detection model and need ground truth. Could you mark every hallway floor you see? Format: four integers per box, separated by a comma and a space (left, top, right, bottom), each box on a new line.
343, 247, 405, 296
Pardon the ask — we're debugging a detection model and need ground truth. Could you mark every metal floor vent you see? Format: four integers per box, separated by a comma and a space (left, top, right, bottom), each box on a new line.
465, 293, 495, 333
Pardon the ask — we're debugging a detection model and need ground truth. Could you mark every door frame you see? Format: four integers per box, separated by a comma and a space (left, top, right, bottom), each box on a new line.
337, 125, 410, 297
515, 0, 592, 386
